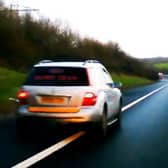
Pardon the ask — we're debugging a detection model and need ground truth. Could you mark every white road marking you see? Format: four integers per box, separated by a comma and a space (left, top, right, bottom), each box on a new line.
107, 119, 118, 126
12, 84, 168, 168
12, 131, 85, 168
122, 84, 168, 112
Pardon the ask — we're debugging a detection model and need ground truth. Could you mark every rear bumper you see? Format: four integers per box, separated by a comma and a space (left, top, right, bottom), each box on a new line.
16, 105, 102, 125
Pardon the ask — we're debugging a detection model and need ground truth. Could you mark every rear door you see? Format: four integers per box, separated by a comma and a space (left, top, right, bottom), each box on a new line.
23, 66, 90, 111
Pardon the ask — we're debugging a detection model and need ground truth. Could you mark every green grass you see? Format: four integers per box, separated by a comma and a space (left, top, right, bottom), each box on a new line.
112, 73, 153, 88
0, 68, 153, 117
0, 67, 25, 116
0, 68, 25, 100
154, 63, 168, 70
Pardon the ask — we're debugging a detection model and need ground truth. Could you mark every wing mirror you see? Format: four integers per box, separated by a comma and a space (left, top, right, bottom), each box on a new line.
114, 82, 122, 88
107, 82, 122, 89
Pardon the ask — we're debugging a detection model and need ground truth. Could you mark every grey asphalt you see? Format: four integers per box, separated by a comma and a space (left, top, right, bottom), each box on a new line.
0, 81, 167, 168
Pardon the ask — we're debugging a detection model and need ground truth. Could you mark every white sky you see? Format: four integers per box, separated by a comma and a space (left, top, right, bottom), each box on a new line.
4, 0, 168, 58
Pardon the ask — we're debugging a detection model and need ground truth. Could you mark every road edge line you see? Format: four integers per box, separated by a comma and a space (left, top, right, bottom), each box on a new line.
122, 84, 168, 112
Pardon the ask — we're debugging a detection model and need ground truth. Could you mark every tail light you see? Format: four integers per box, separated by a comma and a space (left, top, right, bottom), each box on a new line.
17, 90, 29, 105
82, 92, 97, 106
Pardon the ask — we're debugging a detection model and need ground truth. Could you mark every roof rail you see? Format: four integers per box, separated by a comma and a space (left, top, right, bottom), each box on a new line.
84, 60, 100, 64
37, 60, 53, 64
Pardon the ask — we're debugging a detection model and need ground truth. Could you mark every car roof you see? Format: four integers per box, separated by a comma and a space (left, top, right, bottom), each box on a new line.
34, 60, 106, 69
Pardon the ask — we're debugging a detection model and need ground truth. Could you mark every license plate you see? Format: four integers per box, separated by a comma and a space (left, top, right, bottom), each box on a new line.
40, 97, 65, 104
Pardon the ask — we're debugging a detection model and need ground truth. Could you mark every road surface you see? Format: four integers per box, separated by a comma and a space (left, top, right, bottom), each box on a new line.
0, 81, 167, 168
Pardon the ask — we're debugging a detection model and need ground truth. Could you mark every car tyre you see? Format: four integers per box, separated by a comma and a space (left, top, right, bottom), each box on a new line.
98, 106, 108, 137
15, 118, 29, 140
116, 101, 122, 127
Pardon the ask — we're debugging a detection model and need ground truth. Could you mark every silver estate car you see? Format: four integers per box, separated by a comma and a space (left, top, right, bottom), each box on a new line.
16, 60, 122, 136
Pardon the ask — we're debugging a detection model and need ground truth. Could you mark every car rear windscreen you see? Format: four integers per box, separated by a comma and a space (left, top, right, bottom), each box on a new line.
24, 67, 89, 86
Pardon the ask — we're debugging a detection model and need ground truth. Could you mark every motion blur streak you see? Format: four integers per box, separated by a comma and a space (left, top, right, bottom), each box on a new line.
63, 117, 89, 123
12, 131, 86, 168
121, 84, 168, 112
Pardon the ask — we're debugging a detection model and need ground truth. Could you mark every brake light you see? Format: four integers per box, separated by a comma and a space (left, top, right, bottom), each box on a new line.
17, 90, 29, 104
82, 92, 97, 106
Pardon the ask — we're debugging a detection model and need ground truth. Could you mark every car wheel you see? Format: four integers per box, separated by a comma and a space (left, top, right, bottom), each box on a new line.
99, 107, 108, 137
16, 118, 29, 139
116, 101, 122, 126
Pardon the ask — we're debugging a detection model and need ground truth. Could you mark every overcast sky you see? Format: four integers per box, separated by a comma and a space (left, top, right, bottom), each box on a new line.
5, 0, 168, 58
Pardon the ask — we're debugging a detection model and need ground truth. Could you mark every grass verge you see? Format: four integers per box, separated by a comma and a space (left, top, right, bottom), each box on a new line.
112, 73, 153, 89
0, 68, 25, 117
154, 63, 168, 71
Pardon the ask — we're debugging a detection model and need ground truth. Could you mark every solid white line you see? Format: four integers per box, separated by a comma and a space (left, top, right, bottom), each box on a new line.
12, 131, 85, 168
12, 84, 168, 168
121, 84, 168, 112
107, 119, 118, 126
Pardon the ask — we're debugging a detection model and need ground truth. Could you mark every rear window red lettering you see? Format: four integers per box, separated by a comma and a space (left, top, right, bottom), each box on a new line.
34, 75, 55, 80
57, 75, 78, 81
